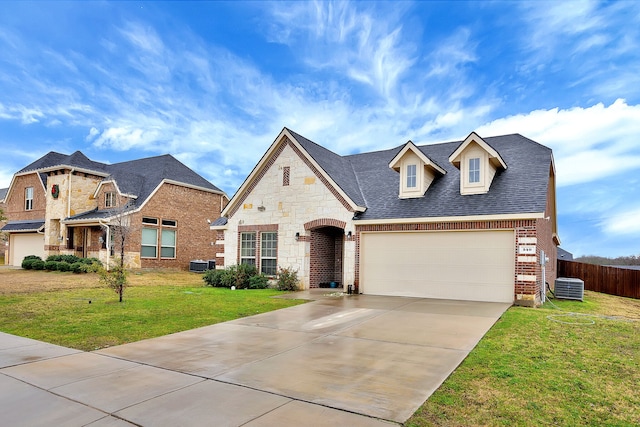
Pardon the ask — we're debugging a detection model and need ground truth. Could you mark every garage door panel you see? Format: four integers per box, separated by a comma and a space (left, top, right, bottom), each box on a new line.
360, 231, 515, 303
10, 233, 45, 266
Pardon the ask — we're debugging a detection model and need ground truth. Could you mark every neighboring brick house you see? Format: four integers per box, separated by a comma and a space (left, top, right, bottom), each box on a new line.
2, 151, 228, 269
212, 128, 560, 307
0, 187, 7, 260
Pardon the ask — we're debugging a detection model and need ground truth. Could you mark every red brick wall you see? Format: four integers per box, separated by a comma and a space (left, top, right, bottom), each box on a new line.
4, 174, 46, 221
309, 228, 344, 287
127, 183, 223, 269
537, 176, 558, 290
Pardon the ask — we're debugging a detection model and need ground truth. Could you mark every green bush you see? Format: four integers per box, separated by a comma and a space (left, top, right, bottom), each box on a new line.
248, 273, 269, 289
31, 260, 45, 270
61, 254, 81, 264
203, 269, 228, 287
46, 255, 63, 262
57, 262, 71, 272
70, 262, 85, 274
22, 255, 42, 270
44, 260, 60, 271
276, 266, 299, 291
203, 264, 265, 289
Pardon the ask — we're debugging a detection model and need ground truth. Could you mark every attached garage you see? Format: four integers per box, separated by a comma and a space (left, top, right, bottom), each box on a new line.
9, 233, 45, 267
359, 230, 515, 303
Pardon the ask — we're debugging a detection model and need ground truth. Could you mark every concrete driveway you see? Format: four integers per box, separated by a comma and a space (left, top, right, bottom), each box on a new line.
0, 292, 510, 426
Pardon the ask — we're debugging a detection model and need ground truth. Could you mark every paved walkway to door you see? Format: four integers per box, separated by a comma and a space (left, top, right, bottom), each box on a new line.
0, 292, 510, 426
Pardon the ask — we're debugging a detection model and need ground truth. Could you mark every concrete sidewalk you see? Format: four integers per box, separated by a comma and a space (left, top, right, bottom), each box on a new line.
0, 293, 509, 426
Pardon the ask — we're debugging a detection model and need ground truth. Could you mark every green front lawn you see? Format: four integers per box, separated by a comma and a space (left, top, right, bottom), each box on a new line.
407, 292, 640, 426
0, 280, 305, 351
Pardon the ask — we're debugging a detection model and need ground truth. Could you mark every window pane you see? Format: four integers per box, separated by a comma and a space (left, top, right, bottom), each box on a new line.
161, 229, 176, 246
160, 246, 175, 258
141, 228, 157, 245
240, 232, 256, 257
406, 164, 417, 188
241, 258, 256, 266
141, 228, 158, 258
261, 259, 277, 276
162, 219, 177, 227
469, 158, 480, 183
261, 232, 277, 257
160, 229, 176, 258
141, 246, 157, 258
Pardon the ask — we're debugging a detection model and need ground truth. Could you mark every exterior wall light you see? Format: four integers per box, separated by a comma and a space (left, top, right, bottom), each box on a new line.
295, 232, 300, 241
346, 231, 352, 239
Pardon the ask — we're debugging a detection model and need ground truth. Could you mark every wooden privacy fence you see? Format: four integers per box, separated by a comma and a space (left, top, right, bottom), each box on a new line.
557, 260, 640, 299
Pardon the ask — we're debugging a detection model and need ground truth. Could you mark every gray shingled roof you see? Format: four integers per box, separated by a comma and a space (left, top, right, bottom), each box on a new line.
0, 187, 7, 201
287, 131, 552, 220
13, 152, 222, 212
1, 220, 45, 232
288, 129, 366, 207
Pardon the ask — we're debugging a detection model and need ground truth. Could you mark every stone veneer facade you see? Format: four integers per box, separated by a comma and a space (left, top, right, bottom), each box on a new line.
219, 138, 357, 289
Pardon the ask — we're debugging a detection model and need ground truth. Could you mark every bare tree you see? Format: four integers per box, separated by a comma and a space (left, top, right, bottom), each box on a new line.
98, 198, 136, 303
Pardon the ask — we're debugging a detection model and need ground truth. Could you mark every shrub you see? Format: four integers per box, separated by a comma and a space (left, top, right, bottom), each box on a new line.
44, 260, 60, 271
57, 261, 71, 272
22, 255, 42, 270
84, 257, 102, 266
31, 260, 45, 270
203, 269, 228, 287
229, 263, 259, 289
46, 255, 64, 262
276, 266, 299, 291
203, 264, 265, 289
248, 273, 269, 289
61, 254, 81, 264
70, 262, 85, 274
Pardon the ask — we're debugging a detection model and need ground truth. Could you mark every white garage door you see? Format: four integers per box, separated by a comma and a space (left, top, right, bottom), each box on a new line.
360, 230, 515, 303
10, 233, 45, 266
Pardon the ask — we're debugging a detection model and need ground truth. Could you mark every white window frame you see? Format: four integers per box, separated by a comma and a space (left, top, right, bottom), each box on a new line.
25, 187, 34, 210
469, 157, 481, 184
406, 164, 417, 188
260, 232, 277, 276
141, 227, 158, 258
240, 232, 256, 266
105, 192, 116, 208
160, 228, 176, 259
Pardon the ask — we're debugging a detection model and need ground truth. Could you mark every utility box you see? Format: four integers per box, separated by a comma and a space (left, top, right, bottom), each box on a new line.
554, 277, 584, 301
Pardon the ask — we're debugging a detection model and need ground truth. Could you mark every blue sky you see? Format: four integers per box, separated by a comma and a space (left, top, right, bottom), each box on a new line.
1, 1, 639, 258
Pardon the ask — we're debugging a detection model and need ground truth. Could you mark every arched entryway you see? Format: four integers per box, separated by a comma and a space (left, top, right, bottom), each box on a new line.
305, 218, 346, 289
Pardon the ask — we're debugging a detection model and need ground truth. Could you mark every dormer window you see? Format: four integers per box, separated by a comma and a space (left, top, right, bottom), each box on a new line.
449, 132, 507, 195
389, 141, 446, 199
105, 192, 116, 208
469, 158, 480, 183
406, 164, 417, 188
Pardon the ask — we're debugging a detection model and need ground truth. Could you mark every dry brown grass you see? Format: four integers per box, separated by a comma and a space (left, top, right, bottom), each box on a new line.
0, 267, 203, 295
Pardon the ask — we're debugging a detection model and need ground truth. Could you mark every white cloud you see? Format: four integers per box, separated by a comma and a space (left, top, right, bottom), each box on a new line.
476, 99, 640, 186
602, 206, 640, 235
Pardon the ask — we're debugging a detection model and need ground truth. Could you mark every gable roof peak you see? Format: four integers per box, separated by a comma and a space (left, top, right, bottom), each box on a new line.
388, 140, 447, 175
449, 131, 507, 170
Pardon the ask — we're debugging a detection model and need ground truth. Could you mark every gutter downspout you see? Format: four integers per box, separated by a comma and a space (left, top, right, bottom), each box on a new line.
67, 168, 75, 218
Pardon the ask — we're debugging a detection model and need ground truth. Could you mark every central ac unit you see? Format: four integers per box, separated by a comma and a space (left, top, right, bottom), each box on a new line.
554, 277, 584, 301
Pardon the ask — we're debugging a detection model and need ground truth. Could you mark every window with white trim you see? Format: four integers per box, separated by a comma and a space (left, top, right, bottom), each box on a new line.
160, 229, 176, 258
141, 228, 158, 258
240, 232, 256, 266
469, 157, 480, 183
105, 192, 116, 208
406, 164, 417, 188
260, 232, 277, 276
25, 187, 34, 210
